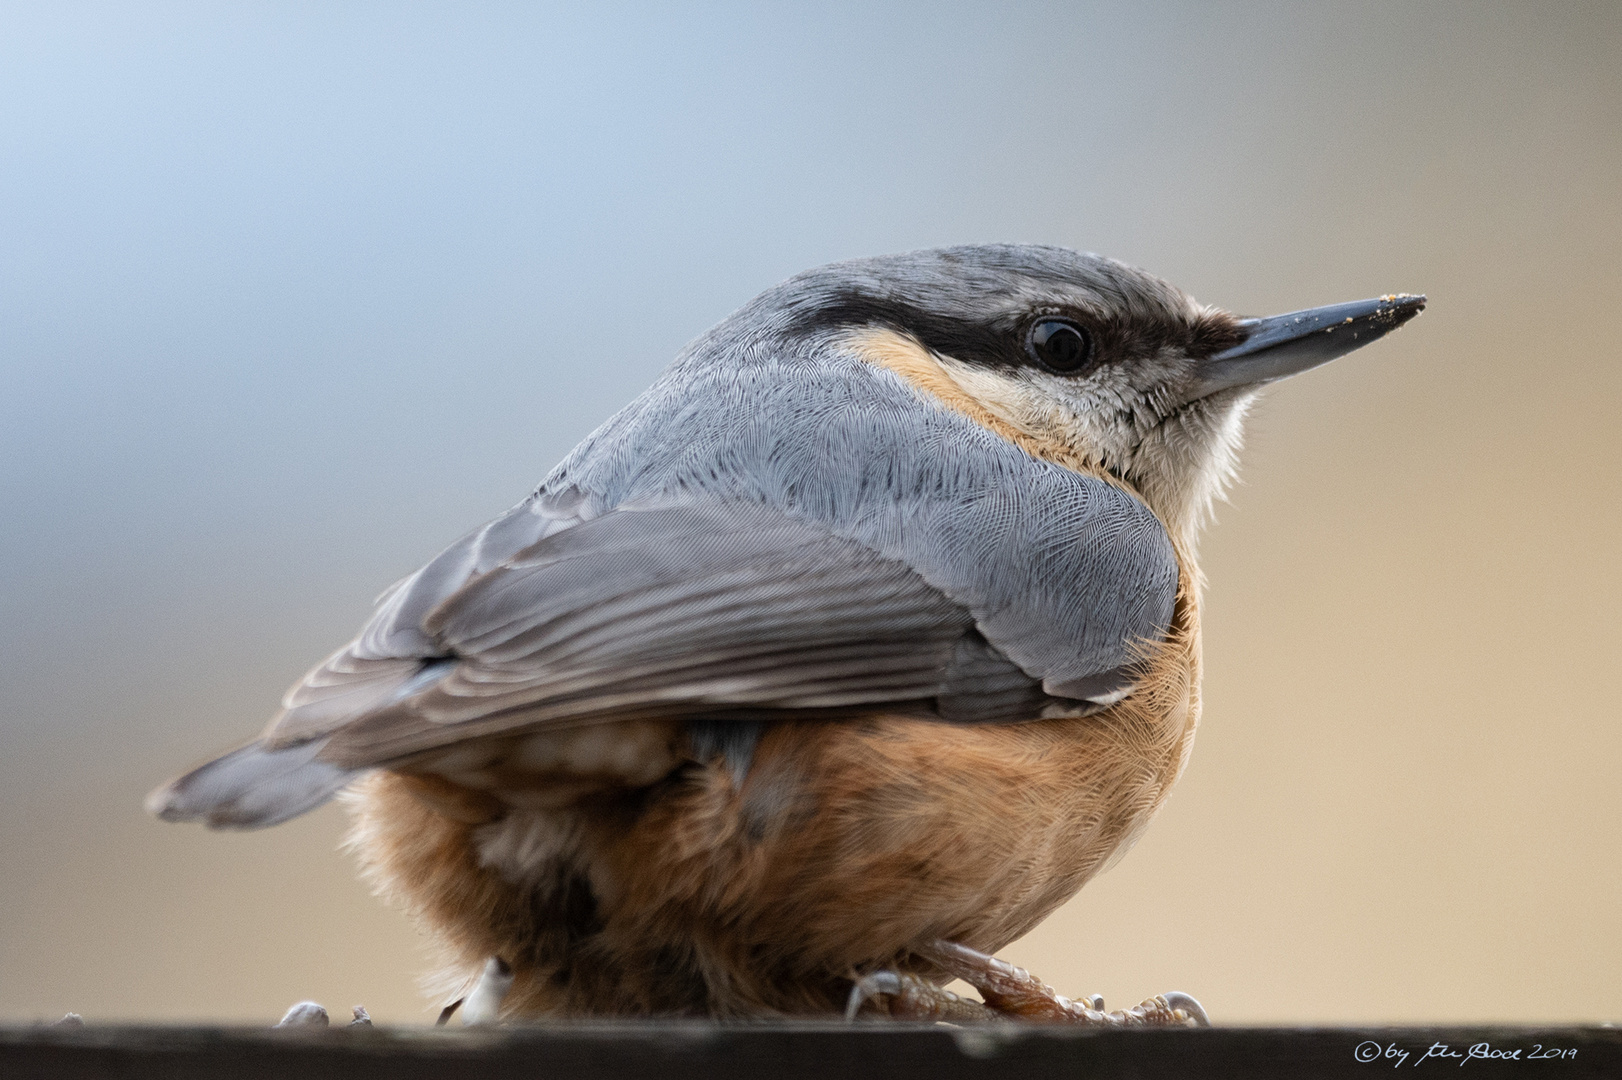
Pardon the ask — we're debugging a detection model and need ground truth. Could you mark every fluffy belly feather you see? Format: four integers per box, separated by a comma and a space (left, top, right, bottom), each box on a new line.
342, 593, 1199, 1018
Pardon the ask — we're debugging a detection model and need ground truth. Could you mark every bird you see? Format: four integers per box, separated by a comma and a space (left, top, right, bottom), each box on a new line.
148, 245, 1424, 1024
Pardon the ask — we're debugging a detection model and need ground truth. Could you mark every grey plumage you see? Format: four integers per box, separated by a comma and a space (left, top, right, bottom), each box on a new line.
144, 738, 355, 830
535, 347, 1177, 697
309, 501, 1061, 766
150, 246, 1212, 829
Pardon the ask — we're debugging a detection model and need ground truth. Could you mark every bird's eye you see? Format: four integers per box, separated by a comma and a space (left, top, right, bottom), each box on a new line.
1026, 320, 1093, 374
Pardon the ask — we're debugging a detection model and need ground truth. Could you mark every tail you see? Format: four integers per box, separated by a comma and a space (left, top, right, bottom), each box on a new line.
145, 738, 359, 830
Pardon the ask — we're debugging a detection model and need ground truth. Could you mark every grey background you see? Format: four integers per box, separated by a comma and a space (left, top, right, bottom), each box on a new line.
2, 2, 1618, 1022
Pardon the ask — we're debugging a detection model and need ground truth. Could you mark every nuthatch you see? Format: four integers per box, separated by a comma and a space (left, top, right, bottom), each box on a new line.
149, 246, 1423, 1023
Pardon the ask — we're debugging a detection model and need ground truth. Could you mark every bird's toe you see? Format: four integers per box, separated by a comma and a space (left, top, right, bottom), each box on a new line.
274, 1001, 329, 1028
1161, 991, 1210, 1026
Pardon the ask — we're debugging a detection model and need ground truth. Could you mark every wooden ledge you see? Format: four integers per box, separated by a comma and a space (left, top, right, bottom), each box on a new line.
2, 1022, 1618, 1079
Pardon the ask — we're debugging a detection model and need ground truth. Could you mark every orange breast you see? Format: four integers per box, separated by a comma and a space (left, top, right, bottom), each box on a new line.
343, 577, 1200, 1016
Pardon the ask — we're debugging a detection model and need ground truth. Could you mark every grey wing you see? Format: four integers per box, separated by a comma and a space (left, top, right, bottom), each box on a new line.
145, 738, 354, 830
288, 497, 1054, 768
149, 486, 1168, 829
263, 490, 584, 746
147, 494, 573, 829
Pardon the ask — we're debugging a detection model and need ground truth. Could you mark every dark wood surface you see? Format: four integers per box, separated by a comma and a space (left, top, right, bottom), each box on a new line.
2, 1023, 1618, 1079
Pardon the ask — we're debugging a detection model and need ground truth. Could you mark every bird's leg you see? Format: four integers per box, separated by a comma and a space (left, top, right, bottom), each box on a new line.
910, 940, 1209, 1026
845, 970, 1000, 1022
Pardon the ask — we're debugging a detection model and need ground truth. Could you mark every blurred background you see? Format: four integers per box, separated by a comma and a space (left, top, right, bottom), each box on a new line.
2, 1, 1618, 1025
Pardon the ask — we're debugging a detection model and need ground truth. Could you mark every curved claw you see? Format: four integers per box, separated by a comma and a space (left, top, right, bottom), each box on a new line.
844, 971, 904, 1021
1162, 991, 1210, 1026
274, 1001, 329, 1028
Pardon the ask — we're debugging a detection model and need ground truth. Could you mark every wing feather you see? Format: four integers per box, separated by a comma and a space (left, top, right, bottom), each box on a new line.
262, 499, 1047, 768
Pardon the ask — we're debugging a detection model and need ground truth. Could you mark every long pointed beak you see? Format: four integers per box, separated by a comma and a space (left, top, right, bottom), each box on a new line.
1187, 293, 1426, 401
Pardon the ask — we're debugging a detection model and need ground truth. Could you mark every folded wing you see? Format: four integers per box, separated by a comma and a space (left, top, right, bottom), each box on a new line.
151, 465, 1177, 828
286, 498, 1051, 768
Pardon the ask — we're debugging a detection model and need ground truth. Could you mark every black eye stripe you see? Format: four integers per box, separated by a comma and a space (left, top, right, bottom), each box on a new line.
1026, 320, 1094, 374
790, 292, 1026, 367
793, 289, 1202, 374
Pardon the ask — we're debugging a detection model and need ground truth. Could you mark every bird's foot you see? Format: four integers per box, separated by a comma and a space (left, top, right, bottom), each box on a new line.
274, 1001, 329, 1028
845, 970, 1000, 1022
848, 940, 1208, 1026
273, 1002, 372, 1028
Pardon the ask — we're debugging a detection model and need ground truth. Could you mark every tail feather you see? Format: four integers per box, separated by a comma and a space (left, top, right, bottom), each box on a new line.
145, 738, 359, 830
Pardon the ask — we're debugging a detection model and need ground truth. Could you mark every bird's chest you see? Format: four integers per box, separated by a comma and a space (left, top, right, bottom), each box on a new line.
590, 591, 1203, 962
345, 589, 1200, 1015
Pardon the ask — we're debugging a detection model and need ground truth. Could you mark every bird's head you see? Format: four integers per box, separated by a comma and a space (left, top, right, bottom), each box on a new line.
761, 245, 1423, 546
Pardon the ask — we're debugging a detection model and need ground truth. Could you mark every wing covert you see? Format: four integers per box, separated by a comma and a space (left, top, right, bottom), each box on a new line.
266, 498, 1049, 768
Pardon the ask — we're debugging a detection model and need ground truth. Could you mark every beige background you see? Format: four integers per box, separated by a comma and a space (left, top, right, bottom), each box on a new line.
1, 2, 1618, 1024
